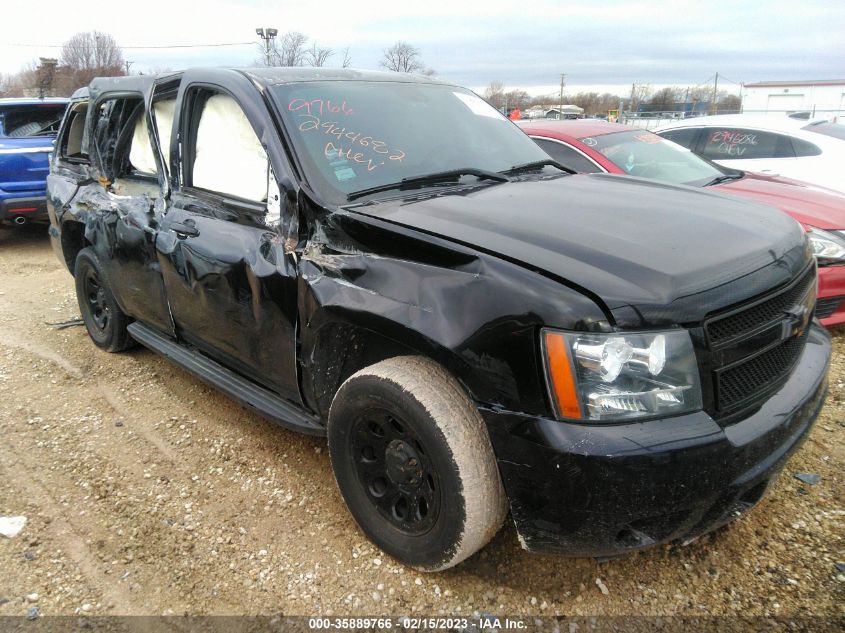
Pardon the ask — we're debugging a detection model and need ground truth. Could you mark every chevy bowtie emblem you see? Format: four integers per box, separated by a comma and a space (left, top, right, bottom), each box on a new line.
781, 301, 810, 341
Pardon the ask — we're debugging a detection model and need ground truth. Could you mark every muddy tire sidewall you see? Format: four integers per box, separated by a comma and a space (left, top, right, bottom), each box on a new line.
328, 356, 507, 571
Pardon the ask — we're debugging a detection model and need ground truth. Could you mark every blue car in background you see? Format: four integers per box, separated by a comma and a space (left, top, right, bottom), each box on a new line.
0, 98, 68, 225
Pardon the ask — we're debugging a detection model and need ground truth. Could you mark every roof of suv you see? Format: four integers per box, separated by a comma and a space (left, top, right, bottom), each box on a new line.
81, 67, 449, 95
242, 67, 449, 86
0, 97, 69, 106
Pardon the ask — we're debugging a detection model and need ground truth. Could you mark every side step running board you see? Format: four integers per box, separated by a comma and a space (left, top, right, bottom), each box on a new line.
127, 322, 325, 436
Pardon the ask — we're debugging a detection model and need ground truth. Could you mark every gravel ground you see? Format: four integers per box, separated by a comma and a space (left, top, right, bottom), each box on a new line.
0, 225, 842, 620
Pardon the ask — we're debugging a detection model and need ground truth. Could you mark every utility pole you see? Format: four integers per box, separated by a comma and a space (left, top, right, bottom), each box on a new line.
712, 72, 719, 115
629, 83, 636, 115
558, 73, 565, 120
124, 60, 133, 75
255, 27, 278, 66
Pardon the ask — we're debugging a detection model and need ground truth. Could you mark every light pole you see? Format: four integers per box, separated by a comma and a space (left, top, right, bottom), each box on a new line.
558, 73, 565, 120
256, 27, 278, 66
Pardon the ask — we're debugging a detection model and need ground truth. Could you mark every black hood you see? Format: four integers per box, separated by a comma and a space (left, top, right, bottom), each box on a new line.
350, 174, 811, 326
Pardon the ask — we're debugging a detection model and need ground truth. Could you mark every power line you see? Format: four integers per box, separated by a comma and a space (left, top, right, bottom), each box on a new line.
2, 41, 255, 49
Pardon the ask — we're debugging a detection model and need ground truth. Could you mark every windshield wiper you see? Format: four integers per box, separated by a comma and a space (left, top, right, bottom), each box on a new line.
346, 168, 510, 201
703, 173, 744, 186
502, 159, 574, 176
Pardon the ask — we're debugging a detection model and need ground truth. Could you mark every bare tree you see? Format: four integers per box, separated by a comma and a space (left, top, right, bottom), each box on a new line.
628, 83, 653, 111
648, 87, 680, 112
0, 70, 30, 98
341, 47, 352, 69
380, 41, 426, 73
686, 85, 713, 102
718, 93, 741, 113
276, 31, 309, 67
60, 31, 125, 90
306, 43, 333, 67
504, 89, 530, 110
483, 80, 505, 108
571, 92, 622, 116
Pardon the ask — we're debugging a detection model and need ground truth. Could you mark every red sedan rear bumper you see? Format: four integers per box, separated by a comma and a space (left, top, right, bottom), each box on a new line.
817, 265, 845, 327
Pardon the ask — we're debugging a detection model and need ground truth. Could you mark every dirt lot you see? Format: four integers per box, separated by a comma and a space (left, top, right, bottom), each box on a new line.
0, 225, 843, 620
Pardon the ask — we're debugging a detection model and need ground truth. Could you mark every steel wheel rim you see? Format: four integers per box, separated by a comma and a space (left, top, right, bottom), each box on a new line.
84, 269, 110, 331
349, 408, 441, 535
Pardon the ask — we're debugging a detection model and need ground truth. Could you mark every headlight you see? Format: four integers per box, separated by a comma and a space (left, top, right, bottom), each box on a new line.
807, 227, 845, 264
542, 329, 702, 422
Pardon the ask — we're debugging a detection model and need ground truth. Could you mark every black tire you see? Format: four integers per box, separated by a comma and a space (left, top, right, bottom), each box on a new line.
328, 356, 507, 571
74, 248, 134, 352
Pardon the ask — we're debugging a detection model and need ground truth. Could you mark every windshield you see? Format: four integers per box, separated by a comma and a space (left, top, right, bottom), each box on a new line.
0, 104, 67, 138
803, 121, 845, 141
582, 129, 724, 185
270, 81, 549, 203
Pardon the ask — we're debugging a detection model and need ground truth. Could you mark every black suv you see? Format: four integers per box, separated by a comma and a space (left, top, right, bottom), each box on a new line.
47, 69, 829, 571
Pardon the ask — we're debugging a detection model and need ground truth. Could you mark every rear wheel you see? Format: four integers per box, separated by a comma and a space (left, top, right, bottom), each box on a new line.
74, 248, 133, 352
328, 356, 507, 571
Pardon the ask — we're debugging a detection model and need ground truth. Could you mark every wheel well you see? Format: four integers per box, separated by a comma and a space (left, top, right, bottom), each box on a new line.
303, 322, 464, 418
60, 221, 87, 273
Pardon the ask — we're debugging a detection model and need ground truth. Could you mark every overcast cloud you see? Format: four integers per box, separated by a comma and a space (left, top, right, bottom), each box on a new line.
2, 0, 842, 97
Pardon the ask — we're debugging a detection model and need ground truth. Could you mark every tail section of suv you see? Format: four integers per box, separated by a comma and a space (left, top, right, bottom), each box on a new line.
0, 98, 68, 225
47, 69, 829, 569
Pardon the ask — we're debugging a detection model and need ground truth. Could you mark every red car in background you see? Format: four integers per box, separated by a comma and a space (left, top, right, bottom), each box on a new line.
518, 119, 845, 327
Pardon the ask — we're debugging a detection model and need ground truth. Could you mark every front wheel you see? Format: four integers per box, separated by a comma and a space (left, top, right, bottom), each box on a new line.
328, 356, 507, 571
74, 248, 134, 352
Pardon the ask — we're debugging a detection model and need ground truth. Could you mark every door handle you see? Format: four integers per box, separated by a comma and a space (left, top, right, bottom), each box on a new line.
169, 220, 200, 237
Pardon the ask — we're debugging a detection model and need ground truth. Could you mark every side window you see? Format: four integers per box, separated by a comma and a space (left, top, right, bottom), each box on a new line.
129, 96, 176, 177
151, 98, 176, 174
58, 101, 89, 164
128, 106, 158, 176
790, 136, 822, 157
659, 127, 699, 149
700, 128, 794, 160
532, 138, 602, 173
186, 90, 268, 203
93, 95, 159, 182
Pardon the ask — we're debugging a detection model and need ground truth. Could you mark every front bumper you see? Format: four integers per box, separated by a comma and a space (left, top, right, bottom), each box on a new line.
483, 322, 830, 558
0, 194, 48, 222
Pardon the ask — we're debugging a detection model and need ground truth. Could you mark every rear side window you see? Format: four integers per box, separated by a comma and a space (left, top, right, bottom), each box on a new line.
700, 128, 794, 160
532, 138, 602, 173
125, 99, 175, 176
57, 101, 89, 163
92, 95, 159, 181
0, 103, 67, 138
659, 127, 699, 149
790, 136, 822, 157
803, 121, 845, 141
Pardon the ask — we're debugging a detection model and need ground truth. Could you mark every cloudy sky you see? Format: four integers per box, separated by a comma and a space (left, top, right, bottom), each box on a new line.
2, 0, 843, 97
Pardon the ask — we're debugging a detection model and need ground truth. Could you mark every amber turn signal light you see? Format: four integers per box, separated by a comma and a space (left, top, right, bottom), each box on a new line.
543, 330, 582, 419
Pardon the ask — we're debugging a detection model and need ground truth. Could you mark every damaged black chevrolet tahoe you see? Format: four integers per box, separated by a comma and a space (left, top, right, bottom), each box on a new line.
47, 68, 830, 571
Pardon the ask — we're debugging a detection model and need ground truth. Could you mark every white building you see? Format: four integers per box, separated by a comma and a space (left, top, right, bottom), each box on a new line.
741, 80, 845, 118
523, 105, 584, 119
